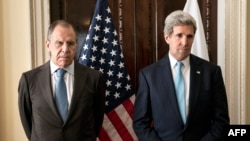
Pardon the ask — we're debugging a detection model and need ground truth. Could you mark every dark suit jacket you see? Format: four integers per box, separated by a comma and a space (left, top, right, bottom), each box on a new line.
18, 61, 106, 141
133, 54, 229, 141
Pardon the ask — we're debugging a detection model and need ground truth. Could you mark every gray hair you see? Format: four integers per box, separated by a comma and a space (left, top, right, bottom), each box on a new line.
47, 20, 77, 41
163, 10, 197, 35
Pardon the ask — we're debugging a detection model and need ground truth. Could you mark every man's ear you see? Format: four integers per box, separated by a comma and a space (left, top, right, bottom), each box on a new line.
164, 34, 170, 44
45, 40, 50, 51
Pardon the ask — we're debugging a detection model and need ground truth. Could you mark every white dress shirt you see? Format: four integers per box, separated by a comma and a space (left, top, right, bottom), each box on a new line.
169, 53, 190, 117
50, 61, 74, 109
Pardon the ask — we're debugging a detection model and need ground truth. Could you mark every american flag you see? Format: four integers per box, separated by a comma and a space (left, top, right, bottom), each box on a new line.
78, 0, 137, 140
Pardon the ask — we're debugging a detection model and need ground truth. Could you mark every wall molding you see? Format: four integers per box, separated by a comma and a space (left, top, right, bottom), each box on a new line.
224, 0, 247, 124
30, 0, 50, 68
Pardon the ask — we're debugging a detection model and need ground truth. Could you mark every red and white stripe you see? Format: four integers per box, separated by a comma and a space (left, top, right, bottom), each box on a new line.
98, 95, 138, 141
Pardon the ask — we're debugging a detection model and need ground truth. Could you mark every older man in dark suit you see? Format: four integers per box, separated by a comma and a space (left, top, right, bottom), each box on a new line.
18, 20, 106, 141
133, 10, 229, 141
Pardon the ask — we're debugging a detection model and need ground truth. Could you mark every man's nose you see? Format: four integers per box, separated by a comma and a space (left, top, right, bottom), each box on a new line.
61, 43, 69, 52
181, 37, 189, 46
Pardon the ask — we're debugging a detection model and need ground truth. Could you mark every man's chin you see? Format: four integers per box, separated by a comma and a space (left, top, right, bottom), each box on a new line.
58, 60, 73, 68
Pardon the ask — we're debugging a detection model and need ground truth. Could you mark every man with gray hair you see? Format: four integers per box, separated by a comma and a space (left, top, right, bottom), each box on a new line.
133, 10, 229, 141
18, 20, 106, 141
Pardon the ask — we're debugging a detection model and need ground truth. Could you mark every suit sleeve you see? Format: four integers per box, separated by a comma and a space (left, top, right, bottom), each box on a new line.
18, 74, 32, 139
94, 73, 106, 137
201, 66, 230, 141
133, 70, 161, 141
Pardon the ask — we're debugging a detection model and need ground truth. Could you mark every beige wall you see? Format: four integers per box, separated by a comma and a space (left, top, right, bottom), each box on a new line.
0, 0, 31, 141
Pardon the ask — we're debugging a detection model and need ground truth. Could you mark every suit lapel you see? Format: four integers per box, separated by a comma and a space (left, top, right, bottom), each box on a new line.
67, 63, 85, 120
158, 55, 183, 124
37, 61, 61, 119
186, 55, 202, 124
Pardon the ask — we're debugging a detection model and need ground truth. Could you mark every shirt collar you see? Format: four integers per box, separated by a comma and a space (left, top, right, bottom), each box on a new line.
50, 60, 74, 75
168, 53, 190, 69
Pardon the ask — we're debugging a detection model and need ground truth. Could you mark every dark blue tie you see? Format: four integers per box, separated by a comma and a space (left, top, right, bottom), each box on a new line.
174, 61, 186, 124
55, 69, 68, 122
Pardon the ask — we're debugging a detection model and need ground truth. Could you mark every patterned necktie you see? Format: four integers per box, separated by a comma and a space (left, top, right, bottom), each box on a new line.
55, 69, 68, 122
174, 61, 186, 124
